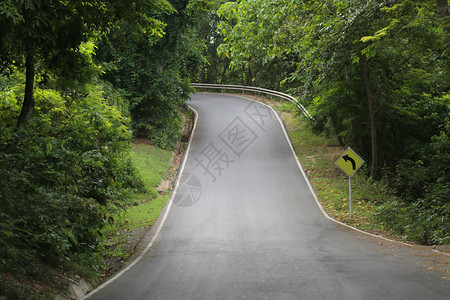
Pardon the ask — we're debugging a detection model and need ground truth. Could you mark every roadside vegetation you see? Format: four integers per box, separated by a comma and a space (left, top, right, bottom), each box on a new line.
1, 0, 207, 298
214, 0, 449, 246
98, 143, 173, 281
0, 125, 175, 297
279, 100, 449, 246
275, 101, 401, 237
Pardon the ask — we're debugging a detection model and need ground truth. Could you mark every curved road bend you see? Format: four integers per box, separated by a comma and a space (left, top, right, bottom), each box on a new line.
86, 93, 450, 300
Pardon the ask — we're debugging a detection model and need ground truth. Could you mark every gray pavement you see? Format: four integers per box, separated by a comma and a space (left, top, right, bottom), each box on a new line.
85, 93, 450, 300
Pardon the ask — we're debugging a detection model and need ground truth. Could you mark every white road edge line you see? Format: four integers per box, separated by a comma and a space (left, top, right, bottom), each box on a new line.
83, 107, 199, 299
227, 93, 419, 249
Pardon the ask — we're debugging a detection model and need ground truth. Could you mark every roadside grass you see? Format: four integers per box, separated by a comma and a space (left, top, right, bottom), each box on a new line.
131, 142, 173, 192
99, 142, 173, 277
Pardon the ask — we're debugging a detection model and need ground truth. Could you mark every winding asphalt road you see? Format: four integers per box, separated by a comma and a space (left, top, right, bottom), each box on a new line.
85, 93, 450, 299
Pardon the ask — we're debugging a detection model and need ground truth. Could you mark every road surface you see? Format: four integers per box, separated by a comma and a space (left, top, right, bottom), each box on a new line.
86, 93, 450, 300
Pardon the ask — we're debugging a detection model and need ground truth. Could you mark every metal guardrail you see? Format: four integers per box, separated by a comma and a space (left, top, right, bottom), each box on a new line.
191, 83, 313, 120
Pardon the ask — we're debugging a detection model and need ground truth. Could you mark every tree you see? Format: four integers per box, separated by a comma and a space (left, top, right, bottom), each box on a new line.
0, 0, 170, 127
218, 0, 449, 178
95, 0, 212, 149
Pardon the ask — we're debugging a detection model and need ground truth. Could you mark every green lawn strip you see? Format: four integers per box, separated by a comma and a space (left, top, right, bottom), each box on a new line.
131, 143, 173, 192
100, 142, 173, 276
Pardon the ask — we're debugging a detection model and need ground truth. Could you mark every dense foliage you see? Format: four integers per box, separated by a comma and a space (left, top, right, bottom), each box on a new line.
0, 76, 143, 274
217, 0, 449, 244
0, 0, 210, 289
95, 0, 209, 149
0, 0, 171, 127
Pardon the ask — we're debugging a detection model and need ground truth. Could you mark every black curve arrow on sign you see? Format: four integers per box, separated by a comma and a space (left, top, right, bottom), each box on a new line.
343, 155, 356, 170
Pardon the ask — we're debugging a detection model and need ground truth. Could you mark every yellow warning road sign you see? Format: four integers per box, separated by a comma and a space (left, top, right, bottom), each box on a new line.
335, 147, 365, 177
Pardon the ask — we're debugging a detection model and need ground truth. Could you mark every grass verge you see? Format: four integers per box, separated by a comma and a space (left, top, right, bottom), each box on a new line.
99, 142, 174, 279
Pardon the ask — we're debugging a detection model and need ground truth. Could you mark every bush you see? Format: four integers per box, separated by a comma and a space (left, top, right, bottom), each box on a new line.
375, 194, 449, 245
374, 110, 450, 245
375, 131, 450, 245
0, 85, 143, 274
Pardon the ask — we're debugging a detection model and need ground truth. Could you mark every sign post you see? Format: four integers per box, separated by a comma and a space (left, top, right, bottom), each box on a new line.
349, 176, 352, 217
335, 147, 365, 217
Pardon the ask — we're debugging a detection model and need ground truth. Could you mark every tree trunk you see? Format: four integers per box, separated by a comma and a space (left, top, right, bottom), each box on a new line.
17, 54, 36, 126
220, 60, 228, 83
360, 56, 378, 179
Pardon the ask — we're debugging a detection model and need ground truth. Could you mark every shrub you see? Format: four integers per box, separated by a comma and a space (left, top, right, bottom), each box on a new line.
0, 85, 143, 274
